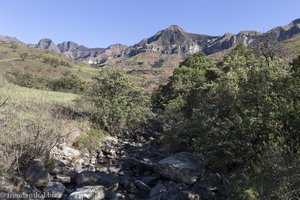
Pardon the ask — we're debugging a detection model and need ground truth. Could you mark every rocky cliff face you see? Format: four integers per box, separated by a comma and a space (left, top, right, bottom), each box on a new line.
35, 38, 61, 54
33, 19, 300, 65
36, 39, 105, 62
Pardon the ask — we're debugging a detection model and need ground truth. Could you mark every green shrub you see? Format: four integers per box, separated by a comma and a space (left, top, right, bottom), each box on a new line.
85, 68, 152, 134
156, 45, 300, 170
47, 76, 86, 94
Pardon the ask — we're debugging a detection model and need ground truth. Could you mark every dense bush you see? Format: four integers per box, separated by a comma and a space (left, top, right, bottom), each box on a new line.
47, 75, 86, 94
229, 146, 300, 200
155, 45, 300, 170
84, 68, 152, 133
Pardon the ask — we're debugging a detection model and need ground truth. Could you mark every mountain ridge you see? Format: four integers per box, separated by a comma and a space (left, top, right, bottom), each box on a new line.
3, 18, 300, 66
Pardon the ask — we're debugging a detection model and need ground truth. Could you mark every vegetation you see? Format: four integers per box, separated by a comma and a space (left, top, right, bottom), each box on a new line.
154, 44, 300, 199
152, 58, 165, 68
47, 75, 86, 94
84, 68, 152, 134
0, 78, 81, 174
1, 37, 300, 199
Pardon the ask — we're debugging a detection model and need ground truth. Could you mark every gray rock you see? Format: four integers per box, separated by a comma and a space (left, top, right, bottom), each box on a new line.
123, 181, 138, 193
52, 160, 69, 174
56, 174, 71, 184
68, 186, 105, 200
105, 191, 125, 200
76, 171, 119, 187
134, 180, 151, 191
0, 178, 14, 193
44, 181, 65, 199
108, 165, 122, 174
141, 176, 159, 186
35, 38, 61, 53
155, 152, 204, 184
21, 160, 50, 187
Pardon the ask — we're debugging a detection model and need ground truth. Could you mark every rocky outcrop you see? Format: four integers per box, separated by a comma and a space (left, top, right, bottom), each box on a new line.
1, 133, 227, 200
95, 44, 127, 64
35, 38, 61, 53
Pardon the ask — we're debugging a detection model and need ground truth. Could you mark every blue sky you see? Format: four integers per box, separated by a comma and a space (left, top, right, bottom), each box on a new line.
0, 0, 299, 47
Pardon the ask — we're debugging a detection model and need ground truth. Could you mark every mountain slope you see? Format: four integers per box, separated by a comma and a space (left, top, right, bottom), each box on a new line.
32, 18, 300, 68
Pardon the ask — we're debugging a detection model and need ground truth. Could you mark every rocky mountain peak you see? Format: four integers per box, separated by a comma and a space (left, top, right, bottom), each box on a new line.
32, 18, 300, 66
36, 38, 61, 53
292, 18, 300, 25
57, 41, 79, 52
166, 25, 186, 33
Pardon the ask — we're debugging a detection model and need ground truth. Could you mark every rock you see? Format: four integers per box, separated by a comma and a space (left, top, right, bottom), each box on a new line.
76, 171, 119, 188
180, 191, 201, 200
108, 165, 122, 174
155, 152, 204, 184
105, 191, 125, 200
43, 181, 65, 199
52, 160, 69, 174
149, 183, 165, 198
0, 178, 14, 193
141, 176, 159, 186
123, 157, 156, 171
197, 188, 216, 200
123, 181, 138, 193
74, 158, 84, 173
56, 174, 71, 184
90, 157, 97, 165
134, 180, 151, 191
148, 182, 192, 200
20, 184, 44, 199
98, 167, 109, 173
21, 160, 50, 187
68, 186, 105, 200
101, 145, 117, 157
51, 144, 81, 161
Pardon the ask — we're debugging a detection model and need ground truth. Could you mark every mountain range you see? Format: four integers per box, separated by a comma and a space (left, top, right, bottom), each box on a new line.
1, 19, 300, 67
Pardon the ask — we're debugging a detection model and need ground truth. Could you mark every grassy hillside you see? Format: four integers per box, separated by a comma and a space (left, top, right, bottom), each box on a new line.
0, 41, 99, 81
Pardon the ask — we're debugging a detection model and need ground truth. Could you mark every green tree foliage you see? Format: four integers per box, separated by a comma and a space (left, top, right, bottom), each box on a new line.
155, 45, 300, 170
85, 68, 152, 133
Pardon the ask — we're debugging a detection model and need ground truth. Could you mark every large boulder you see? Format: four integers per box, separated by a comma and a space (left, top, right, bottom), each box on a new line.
68, 186, 105, 200
76, 171, 119, 188
21, 160, 50, 187
43, 182, 65, 199
155, 152, 204, 184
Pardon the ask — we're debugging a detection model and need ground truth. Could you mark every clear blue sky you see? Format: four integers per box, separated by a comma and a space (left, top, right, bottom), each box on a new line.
0, 0, 299, 48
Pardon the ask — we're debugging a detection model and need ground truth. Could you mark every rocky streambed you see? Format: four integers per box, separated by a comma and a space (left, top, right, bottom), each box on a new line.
0, 134, 227, 200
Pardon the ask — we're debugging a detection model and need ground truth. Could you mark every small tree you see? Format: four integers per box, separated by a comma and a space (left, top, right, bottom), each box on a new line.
85, 68, 152, 133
